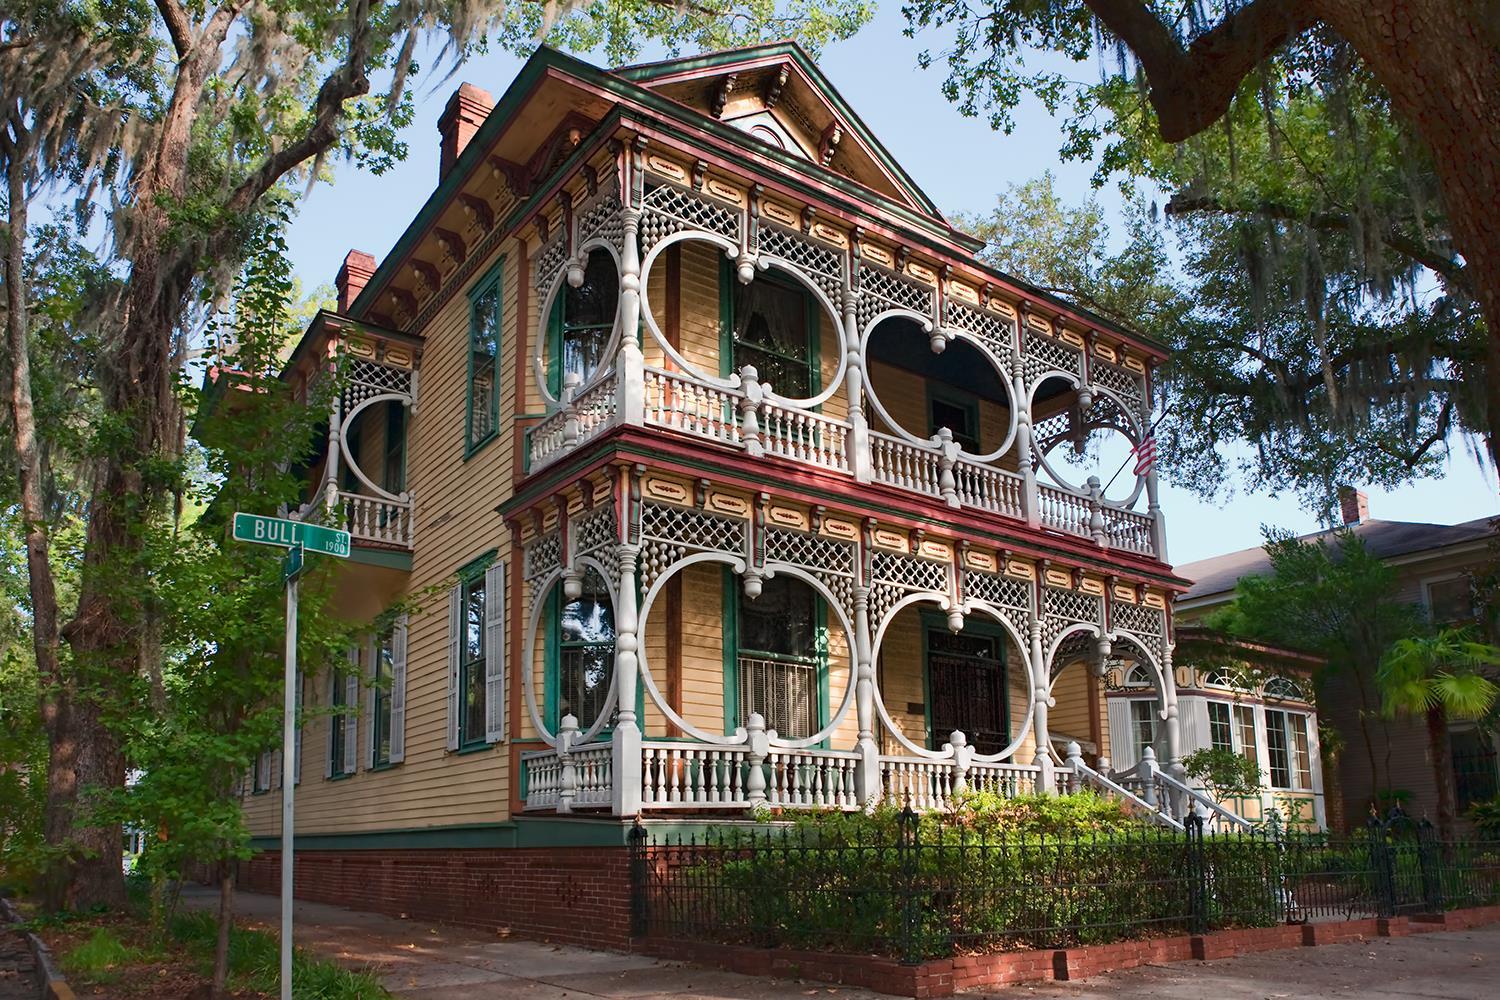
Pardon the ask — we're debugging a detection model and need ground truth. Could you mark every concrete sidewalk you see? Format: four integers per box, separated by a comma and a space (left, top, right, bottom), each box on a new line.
179, 884, 888, 998
181, 886, 1500, 998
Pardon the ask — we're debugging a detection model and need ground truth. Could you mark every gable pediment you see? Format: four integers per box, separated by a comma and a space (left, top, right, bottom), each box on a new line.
621, 46, 940, 220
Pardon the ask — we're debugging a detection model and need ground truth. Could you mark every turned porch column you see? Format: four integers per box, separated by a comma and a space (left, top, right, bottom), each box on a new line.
852, 585, 880, 805
323, 392, 342, 515
844, 288, 873, 482
615, 160, 646, 427
1029, 617, 1055, 794
1013, 347, 1040, 528
612, 543, 643, 815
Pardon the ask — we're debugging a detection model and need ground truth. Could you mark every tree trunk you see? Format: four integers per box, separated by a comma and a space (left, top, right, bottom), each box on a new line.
2, 124, 87, 911
213, 863, 234, 999
1319, 0, 1500, 475
1426, 705, 1457, 839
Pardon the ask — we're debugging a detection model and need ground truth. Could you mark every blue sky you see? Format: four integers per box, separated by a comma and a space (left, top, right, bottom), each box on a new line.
281, 5, 1496, 566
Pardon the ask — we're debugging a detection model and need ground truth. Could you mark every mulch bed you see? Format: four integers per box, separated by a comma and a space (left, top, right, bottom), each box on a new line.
38, 914, 267, 1000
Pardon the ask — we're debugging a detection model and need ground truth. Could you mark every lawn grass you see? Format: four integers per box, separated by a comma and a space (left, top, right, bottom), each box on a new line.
39, 902, 391, 999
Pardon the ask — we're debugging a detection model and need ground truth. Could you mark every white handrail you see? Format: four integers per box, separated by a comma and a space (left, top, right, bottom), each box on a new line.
1065, 743, 1183, 830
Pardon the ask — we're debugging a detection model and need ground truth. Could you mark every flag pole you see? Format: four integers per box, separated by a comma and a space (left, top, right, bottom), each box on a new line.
1102, 405, 1172, 496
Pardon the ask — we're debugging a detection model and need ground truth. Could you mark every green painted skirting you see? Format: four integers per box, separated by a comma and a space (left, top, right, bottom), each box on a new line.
348, 546, 413, 571
247, 815, 780, 853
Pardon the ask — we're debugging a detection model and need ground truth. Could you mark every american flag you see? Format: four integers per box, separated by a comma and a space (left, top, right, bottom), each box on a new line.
1131, 433, 1157, 478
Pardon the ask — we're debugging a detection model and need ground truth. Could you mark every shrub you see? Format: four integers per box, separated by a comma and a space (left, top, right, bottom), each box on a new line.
1183, 748, 1263, 802
63, 928, 149, 984
1471, 797, 1500, 839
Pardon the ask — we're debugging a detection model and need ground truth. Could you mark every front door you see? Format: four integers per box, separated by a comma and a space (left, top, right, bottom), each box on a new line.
925, 627, 1008, 755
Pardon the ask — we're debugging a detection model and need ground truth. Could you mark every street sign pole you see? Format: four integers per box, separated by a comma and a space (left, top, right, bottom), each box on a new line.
230, 513, 347, 1000
280, 542, 301, 1000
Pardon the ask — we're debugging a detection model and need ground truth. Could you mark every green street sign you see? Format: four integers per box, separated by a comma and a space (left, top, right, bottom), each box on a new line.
282, 544, 304, 581
233, 512, 351, 559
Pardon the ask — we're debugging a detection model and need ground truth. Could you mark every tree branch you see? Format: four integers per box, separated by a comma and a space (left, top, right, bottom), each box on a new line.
154, 0, 193, 60
222, 0, 373, 217
1165, 193, 1472, 294
1081, 0, 1319, 142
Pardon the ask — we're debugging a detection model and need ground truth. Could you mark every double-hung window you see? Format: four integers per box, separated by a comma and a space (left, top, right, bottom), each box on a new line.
555, 569, 616, 728
459, 573, 487, 747
726, 270, 815, 397
550, 249, 618, 394
1130, 699, 1159, 760
370, 628, 394, 767
1207, 701, 1234, 753
466, 266, 502, 454
328, 651, 358, 778
733, 574, 824, 740
1234, 704, 1258, 767
448, 558, 504, 750
1265, 709, 1312, 790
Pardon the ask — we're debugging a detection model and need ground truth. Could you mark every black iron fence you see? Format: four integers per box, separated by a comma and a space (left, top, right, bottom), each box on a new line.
629, 810, 1500, 962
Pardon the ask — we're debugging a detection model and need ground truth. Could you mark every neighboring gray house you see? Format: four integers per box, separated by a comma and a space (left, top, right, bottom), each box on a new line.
1175, 488, 1497, 832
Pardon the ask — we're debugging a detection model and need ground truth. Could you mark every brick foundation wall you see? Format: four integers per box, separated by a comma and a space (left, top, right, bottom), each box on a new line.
239, 846, 633, 949
642, 906, 1500, 998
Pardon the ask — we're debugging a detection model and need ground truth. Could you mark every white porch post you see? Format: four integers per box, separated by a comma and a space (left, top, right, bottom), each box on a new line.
611, 543, 643, 815
324, 394, 342, 516
844, 289, 873, 483
1160, 644, 1185, 818
557, 713, 579, 814
852, 585, 881, 805
1029, 617, 1055, 794
615, 200, 646, 427
1013, 349, 1039, 528
1146, 464, 1168, 562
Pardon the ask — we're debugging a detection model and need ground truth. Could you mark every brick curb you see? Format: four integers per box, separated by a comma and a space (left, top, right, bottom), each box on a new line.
0, 896, 76, 1000
636, 904, 1500, 998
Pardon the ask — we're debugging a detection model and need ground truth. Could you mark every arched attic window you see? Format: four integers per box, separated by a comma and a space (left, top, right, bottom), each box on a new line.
1125, 663, 1155, 687
1264, 676, 1306, 702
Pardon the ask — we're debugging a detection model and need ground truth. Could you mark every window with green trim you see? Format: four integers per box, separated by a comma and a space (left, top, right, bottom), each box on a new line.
732, 574, 826, 739
552, 568, 616, 728
466, 266, 502, 453
927, 388, 980, 452
371, 627, 395, 766
329, 664, 354, 777
724, 267, 817, 397
459, 571, 487, 747
548, 249, 618, 395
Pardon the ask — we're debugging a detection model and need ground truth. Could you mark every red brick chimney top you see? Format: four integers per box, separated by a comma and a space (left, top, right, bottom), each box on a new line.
438, 82, 495, 179
335, 250, 377, 313
1338, 485, 1370, 526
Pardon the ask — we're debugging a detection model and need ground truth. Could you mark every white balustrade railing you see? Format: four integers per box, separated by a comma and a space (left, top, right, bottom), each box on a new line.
521, 748, 564, 810
967, 760, 1042, 798
643, 367, 742, 446
528, 372, 621, 471
764, 747, 860, 808
1102, 505, 1155, 556
639, 742, 861, 810
521, 740, 613, 812
953, 459, 1025, 520
519, 365, 1161, 559
1037, 483, 1092, 539
758, 405, 851, 473
870, 432, 943, 498
572, 374, 619, 444
880, 756, 956, 811
336, 491, 413, 547
641, 743, 752, 808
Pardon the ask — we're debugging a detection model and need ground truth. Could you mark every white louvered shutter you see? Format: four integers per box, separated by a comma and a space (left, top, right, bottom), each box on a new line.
1107, 698, 1137, 771
484, 561, 506, 744
389, 614, 408, 763
447, 584, 462, 751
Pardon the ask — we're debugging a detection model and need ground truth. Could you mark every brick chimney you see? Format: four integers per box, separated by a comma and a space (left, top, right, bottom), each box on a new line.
438, 82, 494, 178
335, 250, 377, 312
1338, 485, 1370, 526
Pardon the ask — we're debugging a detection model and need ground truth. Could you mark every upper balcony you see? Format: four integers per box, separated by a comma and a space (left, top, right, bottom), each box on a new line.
283, 311, 421, 554
520, 156, 1168, 563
